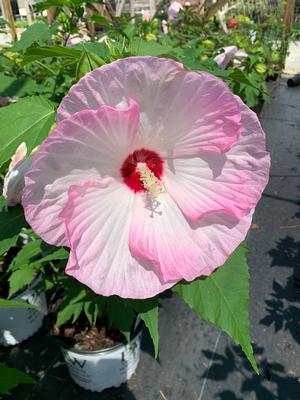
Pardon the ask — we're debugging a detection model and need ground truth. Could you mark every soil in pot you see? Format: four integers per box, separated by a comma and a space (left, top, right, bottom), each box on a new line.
50, 298, 126, 351
53, 315, 125, 351
50, 299, 142, 392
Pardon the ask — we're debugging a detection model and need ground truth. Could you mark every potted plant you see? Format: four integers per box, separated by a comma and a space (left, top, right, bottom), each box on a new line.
47, 273, 155, 392
0, 205, 47, 346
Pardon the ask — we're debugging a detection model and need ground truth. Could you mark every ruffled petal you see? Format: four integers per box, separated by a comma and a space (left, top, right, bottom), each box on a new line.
164, 97, 270, 221
57, 56, 184, 123
23, 100, 140, 246
61, 179, 174, 299
129, 193, 205, 282
57, 57, 241, 156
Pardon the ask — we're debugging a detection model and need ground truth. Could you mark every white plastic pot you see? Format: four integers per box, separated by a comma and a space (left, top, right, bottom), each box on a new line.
0, 277, 47, 346
60, 327, 142, 392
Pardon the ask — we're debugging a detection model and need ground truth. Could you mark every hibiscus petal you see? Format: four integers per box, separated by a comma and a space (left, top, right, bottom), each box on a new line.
164, 97, 270, 221
22, 100, 140, 246
61, 179, 174, 299
57, 57, 241, 157
129, 193, 205, 282
57, 56, 184, 123
189, 210, 254, 277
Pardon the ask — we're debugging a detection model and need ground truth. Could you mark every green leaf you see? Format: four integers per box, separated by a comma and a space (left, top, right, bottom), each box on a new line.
9, 240, 42, 272
0, 206, 27, 256
35, 0, 70, 12
129, 39, 172, 56
173, 244, 258, 373
131, 297, 159, 357
38, 247, 69, 263
106, 297, 135, 342
79, 42, 109, 61
8, 264, 35, 298
24, 45, 82, 63
91, 15, 112, 28
0, 298, 38, 310
0, 73, 48, 97
11, 23, 51, 52
0, 96, 55, 167
56, 302, 83, 326
0, 363, 36, 395
76, 45, 105, 80
227, 68, 259, 90
84, 301, 94, 325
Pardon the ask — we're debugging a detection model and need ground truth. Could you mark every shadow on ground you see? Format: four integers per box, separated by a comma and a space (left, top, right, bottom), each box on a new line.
201, 343, 299, 400
261, 236, 300, 346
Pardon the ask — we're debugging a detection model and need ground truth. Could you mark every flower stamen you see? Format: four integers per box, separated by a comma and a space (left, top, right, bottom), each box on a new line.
136, 163, 165, 196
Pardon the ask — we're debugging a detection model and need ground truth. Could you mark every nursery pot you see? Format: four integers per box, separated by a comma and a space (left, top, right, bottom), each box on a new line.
0, 276, 47, 346
60, 325, 142, 392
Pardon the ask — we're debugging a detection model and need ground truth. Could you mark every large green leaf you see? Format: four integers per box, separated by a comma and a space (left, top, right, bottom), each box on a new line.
0, 363, 36, 395
0, 205, 27, 256
11, 22, 51, 52
131, 297, 159, 358
0, 298, 38, 310
0, 96, 55, 167
173, 244, 258, 373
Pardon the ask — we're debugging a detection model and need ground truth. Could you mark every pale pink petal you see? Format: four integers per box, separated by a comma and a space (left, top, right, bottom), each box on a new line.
214, 46, 238, 69
22, 100, 140, 246
57, 56, 184, 123
61, 179, 174, 299
189, 210, 254, 277
57, 57, 241, 157
164, 96, 270, 221
155, 71, 241, 156
129, 193, 206, 282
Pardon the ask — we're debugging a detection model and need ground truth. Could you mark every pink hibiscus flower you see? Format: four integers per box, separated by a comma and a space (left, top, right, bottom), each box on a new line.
22, 56, 270, 299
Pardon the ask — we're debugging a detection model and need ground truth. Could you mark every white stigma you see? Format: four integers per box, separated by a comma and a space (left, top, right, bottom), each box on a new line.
136, 163, 165, 196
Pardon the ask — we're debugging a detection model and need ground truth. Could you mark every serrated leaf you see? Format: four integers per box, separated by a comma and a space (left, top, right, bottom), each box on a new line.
9, 240, 42, 272
8, 264, 35, 298
11, 23, 51, 52
0, 96, 55, 167
0, 206, 27, 256
130, 297, 159, 357
56, 302, 83, 326
0, 298, 38, 310
0, 363, 36, 395
173, 244, 258, 373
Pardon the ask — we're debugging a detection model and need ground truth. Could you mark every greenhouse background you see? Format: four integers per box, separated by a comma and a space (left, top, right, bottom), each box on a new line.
0, 0, 300, 399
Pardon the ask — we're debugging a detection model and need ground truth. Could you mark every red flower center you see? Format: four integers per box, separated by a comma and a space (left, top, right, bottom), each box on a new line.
120, 148, 164, 192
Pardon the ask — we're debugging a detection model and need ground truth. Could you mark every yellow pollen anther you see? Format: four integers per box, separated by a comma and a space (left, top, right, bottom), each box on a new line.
136, 163, 165, 196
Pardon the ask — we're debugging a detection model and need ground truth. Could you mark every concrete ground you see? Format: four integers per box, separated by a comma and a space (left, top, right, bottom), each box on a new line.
2, 52, 300, 400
